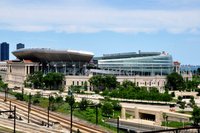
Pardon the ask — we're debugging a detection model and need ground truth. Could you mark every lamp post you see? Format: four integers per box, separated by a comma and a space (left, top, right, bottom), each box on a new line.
48, 95, 51, 128
68, 90, 75, 133
22, 86, 24, 101
28, 93, 32, 123
96, 104, 98, 125
70, 91, 74, 133
4, 86, 7, 102
0, 106, 17, 133
117, 116, 119, 133
14, 106, 16, 133
70, 99, 73, 133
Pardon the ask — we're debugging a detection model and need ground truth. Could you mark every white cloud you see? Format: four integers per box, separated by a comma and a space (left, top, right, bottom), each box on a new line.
0, 1, 200, 34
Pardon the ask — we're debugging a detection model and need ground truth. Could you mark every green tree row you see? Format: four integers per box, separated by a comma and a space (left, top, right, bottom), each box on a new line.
104, 81, 172, 101
24, 71, 64, 90
89, 75, 118, 91
166, 72, 200, 92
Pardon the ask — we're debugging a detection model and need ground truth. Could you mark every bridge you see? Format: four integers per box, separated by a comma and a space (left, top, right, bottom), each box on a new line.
120, 104, 191, 126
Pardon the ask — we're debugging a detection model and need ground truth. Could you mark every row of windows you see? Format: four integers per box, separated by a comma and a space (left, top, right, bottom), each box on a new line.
68, 80, 165, 87
72, 81, 89, 86
98, 55, 172, 63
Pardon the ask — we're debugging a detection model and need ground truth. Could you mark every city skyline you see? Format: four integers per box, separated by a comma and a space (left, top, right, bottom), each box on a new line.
0, 0, 200, 65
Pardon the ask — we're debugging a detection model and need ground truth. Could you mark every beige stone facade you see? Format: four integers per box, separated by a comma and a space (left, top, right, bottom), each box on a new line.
121, 106, 191, 126
1, 60, 193, 93
6, 60, 40, 88
63, 75, 167, 92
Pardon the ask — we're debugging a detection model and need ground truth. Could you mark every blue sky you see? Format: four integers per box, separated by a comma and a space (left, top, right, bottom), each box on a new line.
0, 0, 200, 65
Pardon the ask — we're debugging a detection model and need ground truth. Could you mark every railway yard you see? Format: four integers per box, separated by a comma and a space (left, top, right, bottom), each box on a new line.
0, 95, 108, 133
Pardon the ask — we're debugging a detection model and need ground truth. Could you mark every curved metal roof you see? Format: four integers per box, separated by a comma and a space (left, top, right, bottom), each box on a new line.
12, 48, 94, 62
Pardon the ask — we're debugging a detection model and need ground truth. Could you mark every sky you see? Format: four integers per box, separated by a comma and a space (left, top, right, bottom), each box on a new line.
0, 0, 200, 65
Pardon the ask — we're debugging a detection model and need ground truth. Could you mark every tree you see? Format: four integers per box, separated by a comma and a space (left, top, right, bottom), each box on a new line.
89, 75, 118, 91
171, 92, 175, 97
122, 80, 135, 88
166, 72, 186, 91
163, 113, 168, 127
191, 106, 200, 126
112, 100, 121, 111
179, 101, 186, 112
101, 102, 113, 117
55, 96, 64, 103
43, 72, 64, 90
102, 89, 110, 96
25, 71, 44, 89
177, 96, 182, 104
66, 95, 75, 107
78, 98, 88, 111
15, 93, 24, 101
186, 80, 199, 91
197, 68, 200, 75
189, 96, 196, 108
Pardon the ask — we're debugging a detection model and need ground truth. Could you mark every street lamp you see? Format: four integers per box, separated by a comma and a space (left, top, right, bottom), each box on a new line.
68, 90, 75, 133
95, 104, 98, 125
70, 91, 74, 133
28, 93, 32, 123
4, 85, 8, 102
22, 85, 24, 101
47, 94, 51, 128
117, 116, 119, 133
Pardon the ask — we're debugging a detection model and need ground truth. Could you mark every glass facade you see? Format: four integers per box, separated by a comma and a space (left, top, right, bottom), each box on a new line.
42, 61, 88, 75
96, 52, 173, 76
0, 42, 9, 61
16, 43, 25, 50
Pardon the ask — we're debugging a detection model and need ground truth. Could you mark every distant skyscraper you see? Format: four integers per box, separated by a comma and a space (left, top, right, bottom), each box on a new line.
0, 42, 9, 61
16, 43, 25, 50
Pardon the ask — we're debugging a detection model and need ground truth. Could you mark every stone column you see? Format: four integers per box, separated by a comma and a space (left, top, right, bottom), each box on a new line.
121, 108, 126, 119
135, 107, 139, 119
24, 66, 27, 75
155, 111, 162, 126
27, 66, 30, 74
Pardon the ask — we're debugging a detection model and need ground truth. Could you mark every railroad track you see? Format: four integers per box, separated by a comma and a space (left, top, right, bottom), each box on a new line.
0, 96, 108, 133
0, 117, 63, 133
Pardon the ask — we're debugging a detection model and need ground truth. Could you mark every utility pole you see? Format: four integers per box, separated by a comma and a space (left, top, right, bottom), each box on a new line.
47, 106, 50, 128
0, 106, 17, 133
96, 105, 98, 125
48, 95, 50, 128
28, 93, 32, 123
9, 101, 11, 110
69, 90, 74, 133
70, 102, 73, 133
14, 106, 16, 133
4, 87, 7, 102
22, 86, 24, 101
117, 116, 119, 133
9, 101, 11, 116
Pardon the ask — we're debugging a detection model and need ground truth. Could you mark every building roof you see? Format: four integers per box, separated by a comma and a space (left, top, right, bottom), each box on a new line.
12, 48, 94, 62
95, 51, 163, 60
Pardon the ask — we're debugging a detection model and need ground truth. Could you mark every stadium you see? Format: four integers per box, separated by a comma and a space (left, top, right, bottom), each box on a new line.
12, 48, 94, 75
2, 48, 188, 92
94, 51, 173, 76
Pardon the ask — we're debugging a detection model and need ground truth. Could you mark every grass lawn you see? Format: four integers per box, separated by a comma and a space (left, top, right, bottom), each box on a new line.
9, 92, 124, 132
176, 111, 192, 115
162, 121, 192, 128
